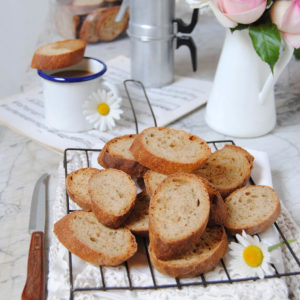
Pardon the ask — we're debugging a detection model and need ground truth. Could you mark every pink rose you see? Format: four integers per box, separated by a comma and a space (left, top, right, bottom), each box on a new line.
271, 0, 300, 48
217, 0, 267, 24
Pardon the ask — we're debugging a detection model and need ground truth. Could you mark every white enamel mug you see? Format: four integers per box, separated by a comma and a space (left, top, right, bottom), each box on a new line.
38, 57, 117, 132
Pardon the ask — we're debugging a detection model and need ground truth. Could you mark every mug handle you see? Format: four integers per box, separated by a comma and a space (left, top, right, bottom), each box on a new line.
100, 80, 119, 98
258, 41, 294, 105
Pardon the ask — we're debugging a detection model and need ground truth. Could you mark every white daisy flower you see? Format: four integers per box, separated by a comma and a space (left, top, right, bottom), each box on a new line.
83, 88, 123, 131
227, 231, 274, 279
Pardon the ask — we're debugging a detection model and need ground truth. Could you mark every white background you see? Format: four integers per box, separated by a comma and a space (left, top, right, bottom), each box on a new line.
0, 0, 49, 99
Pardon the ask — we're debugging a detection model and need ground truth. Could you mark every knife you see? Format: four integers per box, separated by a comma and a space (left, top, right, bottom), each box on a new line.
22, 173, 49, 300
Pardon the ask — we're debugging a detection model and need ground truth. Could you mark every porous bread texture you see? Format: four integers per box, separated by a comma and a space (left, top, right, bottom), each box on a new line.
66, 168, 101, 210
149, 173, 210, 260
194, 145, 254, 197
31, 39, 86, 70
89, 168, 137, 228
125, 192, 150, 236
54, 211, 137, 266
149, 226, 228, 278
98, 134, 148, 177
224, 185, 281, 235
130, 127, 211, 175
143, 170, 167, 197
144, 170, 227, 226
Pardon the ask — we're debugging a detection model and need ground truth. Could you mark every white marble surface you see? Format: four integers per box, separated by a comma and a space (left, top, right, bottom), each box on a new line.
0, 6, 300, 300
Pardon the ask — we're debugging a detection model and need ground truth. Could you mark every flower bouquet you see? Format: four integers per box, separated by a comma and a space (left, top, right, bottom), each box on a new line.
188, 0, 300, 70
186, 0, 300, 137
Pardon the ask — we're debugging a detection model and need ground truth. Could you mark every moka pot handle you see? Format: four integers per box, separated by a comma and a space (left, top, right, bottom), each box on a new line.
174, 9, 199, 34
176, 36, 197, 72
174, 9, 199, 72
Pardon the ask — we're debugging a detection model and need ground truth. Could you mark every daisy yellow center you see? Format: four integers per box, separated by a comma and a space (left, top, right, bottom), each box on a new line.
97, 103, 110, 116
243, 245, 264, 267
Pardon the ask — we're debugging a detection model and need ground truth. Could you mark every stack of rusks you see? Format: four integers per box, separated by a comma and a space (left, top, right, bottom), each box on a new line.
54, 127, 281, 278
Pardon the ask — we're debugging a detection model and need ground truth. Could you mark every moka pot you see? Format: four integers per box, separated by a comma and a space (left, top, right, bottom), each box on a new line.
116, 0, 198, 88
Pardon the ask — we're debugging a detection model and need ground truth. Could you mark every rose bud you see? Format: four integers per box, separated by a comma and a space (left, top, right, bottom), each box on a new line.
271, 0, 300, 48
218, 0, 267, 24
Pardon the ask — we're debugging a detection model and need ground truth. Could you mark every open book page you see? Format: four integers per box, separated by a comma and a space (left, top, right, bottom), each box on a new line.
0, 56, 212, 153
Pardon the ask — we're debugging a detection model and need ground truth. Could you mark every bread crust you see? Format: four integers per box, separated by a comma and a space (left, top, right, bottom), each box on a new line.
143, 170, 167, 197
98, 135, 149, 177
91, 200, 135, 228
66, 167, 101, 210
149, 226, 228, 278
224, 185, 281, 235
79, 8, 107, 42
149, 173, 210, 260
130, 127, 211, 175
198, 177, 227, 226
96, 6, 129, 41
31, 39, 86, 70
125, 192, 150, 236
54, 211, 137, 266
89, 168, 137, 228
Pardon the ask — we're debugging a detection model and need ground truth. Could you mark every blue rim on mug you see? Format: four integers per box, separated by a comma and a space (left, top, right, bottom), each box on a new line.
37, 57, 107, 83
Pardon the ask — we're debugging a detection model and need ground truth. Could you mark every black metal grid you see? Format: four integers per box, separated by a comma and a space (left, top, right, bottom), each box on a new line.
62, 80, 300, 299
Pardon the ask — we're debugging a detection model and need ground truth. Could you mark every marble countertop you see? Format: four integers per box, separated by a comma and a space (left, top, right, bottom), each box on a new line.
1, 10, 300, 300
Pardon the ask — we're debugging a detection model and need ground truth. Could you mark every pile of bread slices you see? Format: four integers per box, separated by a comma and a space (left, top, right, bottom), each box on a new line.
54, 126, 281, 278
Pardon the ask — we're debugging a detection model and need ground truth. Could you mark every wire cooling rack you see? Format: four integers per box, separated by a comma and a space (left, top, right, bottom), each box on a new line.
62, 80, 300, 299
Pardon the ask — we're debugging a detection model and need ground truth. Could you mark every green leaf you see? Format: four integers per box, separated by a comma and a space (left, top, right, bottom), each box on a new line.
249, 23, 281, 72
294, 48, 300, 60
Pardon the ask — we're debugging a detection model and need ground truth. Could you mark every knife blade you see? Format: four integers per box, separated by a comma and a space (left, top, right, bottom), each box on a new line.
22, 173, 49, 300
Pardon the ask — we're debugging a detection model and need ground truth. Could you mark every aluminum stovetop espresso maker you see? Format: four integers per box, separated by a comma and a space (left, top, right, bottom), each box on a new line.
116, 0, 198, 88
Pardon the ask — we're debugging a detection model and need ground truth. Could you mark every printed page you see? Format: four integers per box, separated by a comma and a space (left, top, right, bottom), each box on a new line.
0, 56, 212, 153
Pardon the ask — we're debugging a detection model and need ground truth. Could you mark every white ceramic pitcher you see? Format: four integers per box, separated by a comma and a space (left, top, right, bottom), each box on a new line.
205, 29, 294, 138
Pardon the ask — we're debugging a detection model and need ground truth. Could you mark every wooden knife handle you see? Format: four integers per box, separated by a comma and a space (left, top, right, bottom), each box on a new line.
22, 232, 45, 300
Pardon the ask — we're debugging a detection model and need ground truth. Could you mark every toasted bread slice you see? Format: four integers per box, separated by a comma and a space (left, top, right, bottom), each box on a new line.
143, 170, 167, 197
98, 134, 148, 177
224, 185, 281, 235
79, 6, 129, 43
194, 145, 254, 197
144, 170, 227, 226
149, 225, 228, 278
54, 211, 137, 266
66, 168, 101, 210
149, 173, 210, 260
130, 127, 211, 175
89, 168, 137, 228
31, 39, 86, 70
125, 192, 150, 236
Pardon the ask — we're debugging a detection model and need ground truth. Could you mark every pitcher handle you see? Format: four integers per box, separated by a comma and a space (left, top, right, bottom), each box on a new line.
258, 41, 294, 105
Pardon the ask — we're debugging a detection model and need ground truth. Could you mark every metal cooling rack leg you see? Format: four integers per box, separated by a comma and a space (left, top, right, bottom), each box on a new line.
143, 237, 157, 288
